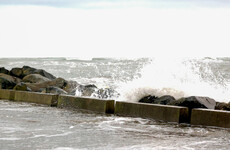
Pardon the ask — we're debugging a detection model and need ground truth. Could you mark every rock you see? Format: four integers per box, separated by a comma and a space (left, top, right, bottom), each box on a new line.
9, 67, 23, 78
33, 69, 56, 80
168, 96, 216, 109
25, 77, 67, 92
0, 67, 9, 74
139, 95, 157, 103
0, 73, 21, 83
139, 95, 175, 105
215, 102, 230, 111
42, 86, 67, 95
22, 74, 51, 83
13, 82, 31, 91
76, 84, 98, 97
0, 77, 16, 89
9, 66, 56, 80
63, 80, 79, 94
22, 66, 36, 77
0, 73, 21, 89
95, 88, 120, 99
22, 66, 56, 80
154, 95, 176, 105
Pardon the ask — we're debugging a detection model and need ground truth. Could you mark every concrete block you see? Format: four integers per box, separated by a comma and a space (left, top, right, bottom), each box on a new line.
0, 89, 15, 100
115, 101, 189, 123
57, 95, 115, 114
14, 91, 58, 106
191, 108, 230, 128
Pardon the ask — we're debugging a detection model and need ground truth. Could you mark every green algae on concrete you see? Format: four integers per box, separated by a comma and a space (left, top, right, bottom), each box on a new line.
115, 101, 189, 123
0, 89, 15, 100
14, 91, 58, 106
191, 108, 230, 128
57, 95, 115, 114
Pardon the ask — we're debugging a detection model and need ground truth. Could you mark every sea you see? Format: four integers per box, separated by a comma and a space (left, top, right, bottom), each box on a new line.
1, 57, 230, 149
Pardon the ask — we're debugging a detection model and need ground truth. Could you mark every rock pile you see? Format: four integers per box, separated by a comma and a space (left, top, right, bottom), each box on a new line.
139, 94, 230, 111
0, 66, 119, 99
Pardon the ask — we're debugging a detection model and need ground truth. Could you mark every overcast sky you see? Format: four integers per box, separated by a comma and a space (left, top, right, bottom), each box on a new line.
0, 0, 230, 58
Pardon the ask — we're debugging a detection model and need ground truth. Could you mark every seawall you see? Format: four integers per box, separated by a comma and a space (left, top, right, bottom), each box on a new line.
1, 89, 230, 129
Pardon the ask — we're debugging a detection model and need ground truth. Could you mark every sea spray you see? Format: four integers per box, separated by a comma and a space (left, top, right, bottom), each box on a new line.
118, 58, 230, 103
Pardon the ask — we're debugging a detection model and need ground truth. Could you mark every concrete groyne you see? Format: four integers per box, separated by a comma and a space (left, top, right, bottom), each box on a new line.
1, 89, 230, 129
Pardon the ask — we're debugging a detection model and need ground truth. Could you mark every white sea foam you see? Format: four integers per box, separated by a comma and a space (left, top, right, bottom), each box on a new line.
118, 58, 230, 103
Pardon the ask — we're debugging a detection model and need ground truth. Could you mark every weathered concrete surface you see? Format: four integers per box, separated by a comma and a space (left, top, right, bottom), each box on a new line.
14, 91, 58, 106
115, 101, 189, 123
191, 108, 230, 128
57, 95, 115, 114
0, 89, 15, 100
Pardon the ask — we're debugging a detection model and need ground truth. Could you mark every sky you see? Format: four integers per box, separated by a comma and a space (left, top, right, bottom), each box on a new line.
0, 0, 230, 58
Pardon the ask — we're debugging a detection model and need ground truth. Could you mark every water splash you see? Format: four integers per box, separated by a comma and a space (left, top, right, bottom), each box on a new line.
118, 57, 230, 103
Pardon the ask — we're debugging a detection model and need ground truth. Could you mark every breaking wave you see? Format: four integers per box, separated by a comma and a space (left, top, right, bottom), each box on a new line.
118, 57, 230, 103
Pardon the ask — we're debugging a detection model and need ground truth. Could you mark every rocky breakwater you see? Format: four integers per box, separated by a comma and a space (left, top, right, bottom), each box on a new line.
0, 66, 119, 98
139, 94, 230, 112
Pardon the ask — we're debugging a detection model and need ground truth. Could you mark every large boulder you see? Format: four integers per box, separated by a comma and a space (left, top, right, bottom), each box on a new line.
22, 74, 51, 83
42, 86, 67, 95
9, 67, 23, 78
76, 84, 97, 97
25, 77, 67, 92
0, 73, 21, 83
63, 80, 79, 93
9, 66, 56, 80
13, 82, 31, 91
22, 66, 36, 77
0, 77, 16, 89
33, 69, 56, 80
139, 95, 157, 103
139, 95, 175, 105
95, 88, 120, 99
215, 102, 230, 111
168, 96, 216, 109
0, 67, 9, 74
0, 73, 21, 89
22, 66, 56, 80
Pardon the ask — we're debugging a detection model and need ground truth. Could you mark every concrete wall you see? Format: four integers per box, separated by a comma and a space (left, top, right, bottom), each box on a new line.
2, 89, 230, 128
14, 91, 58, 106
115, 101, 189, 123
0, 89, 15, 100
191, 108, 230, 128
57, 95, 115, 114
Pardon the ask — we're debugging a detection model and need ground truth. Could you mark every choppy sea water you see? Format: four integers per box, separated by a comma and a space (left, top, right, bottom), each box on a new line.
1, 57, 230, 102
1, 57, 230, 149
1, 100, 230, 150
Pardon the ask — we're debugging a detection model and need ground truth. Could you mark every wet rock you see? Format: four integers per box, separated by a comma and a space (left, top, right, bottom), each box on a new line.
0, 67, 9, 74
22, 74, 51, 83
25, 77, 67, 92
95, 88, 120, 99
63, 80, 79, 94
0, 73, 21, 83
33, 69, 56, 80
22, 66, 56, 80
139, 95, 157, 103
168, 96, 216, 109
9, 67, 23, 78
215, 102, 230, 111
13, 82, 31, 91
0, 73, 21, 89
9, 66, 56, 80
76, 84, 97, 97
0, 77, 16, 89
139, 95, 175, 105
154, 95, 176, 105
42, 86, 67, 95
22, 66, 36, 77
